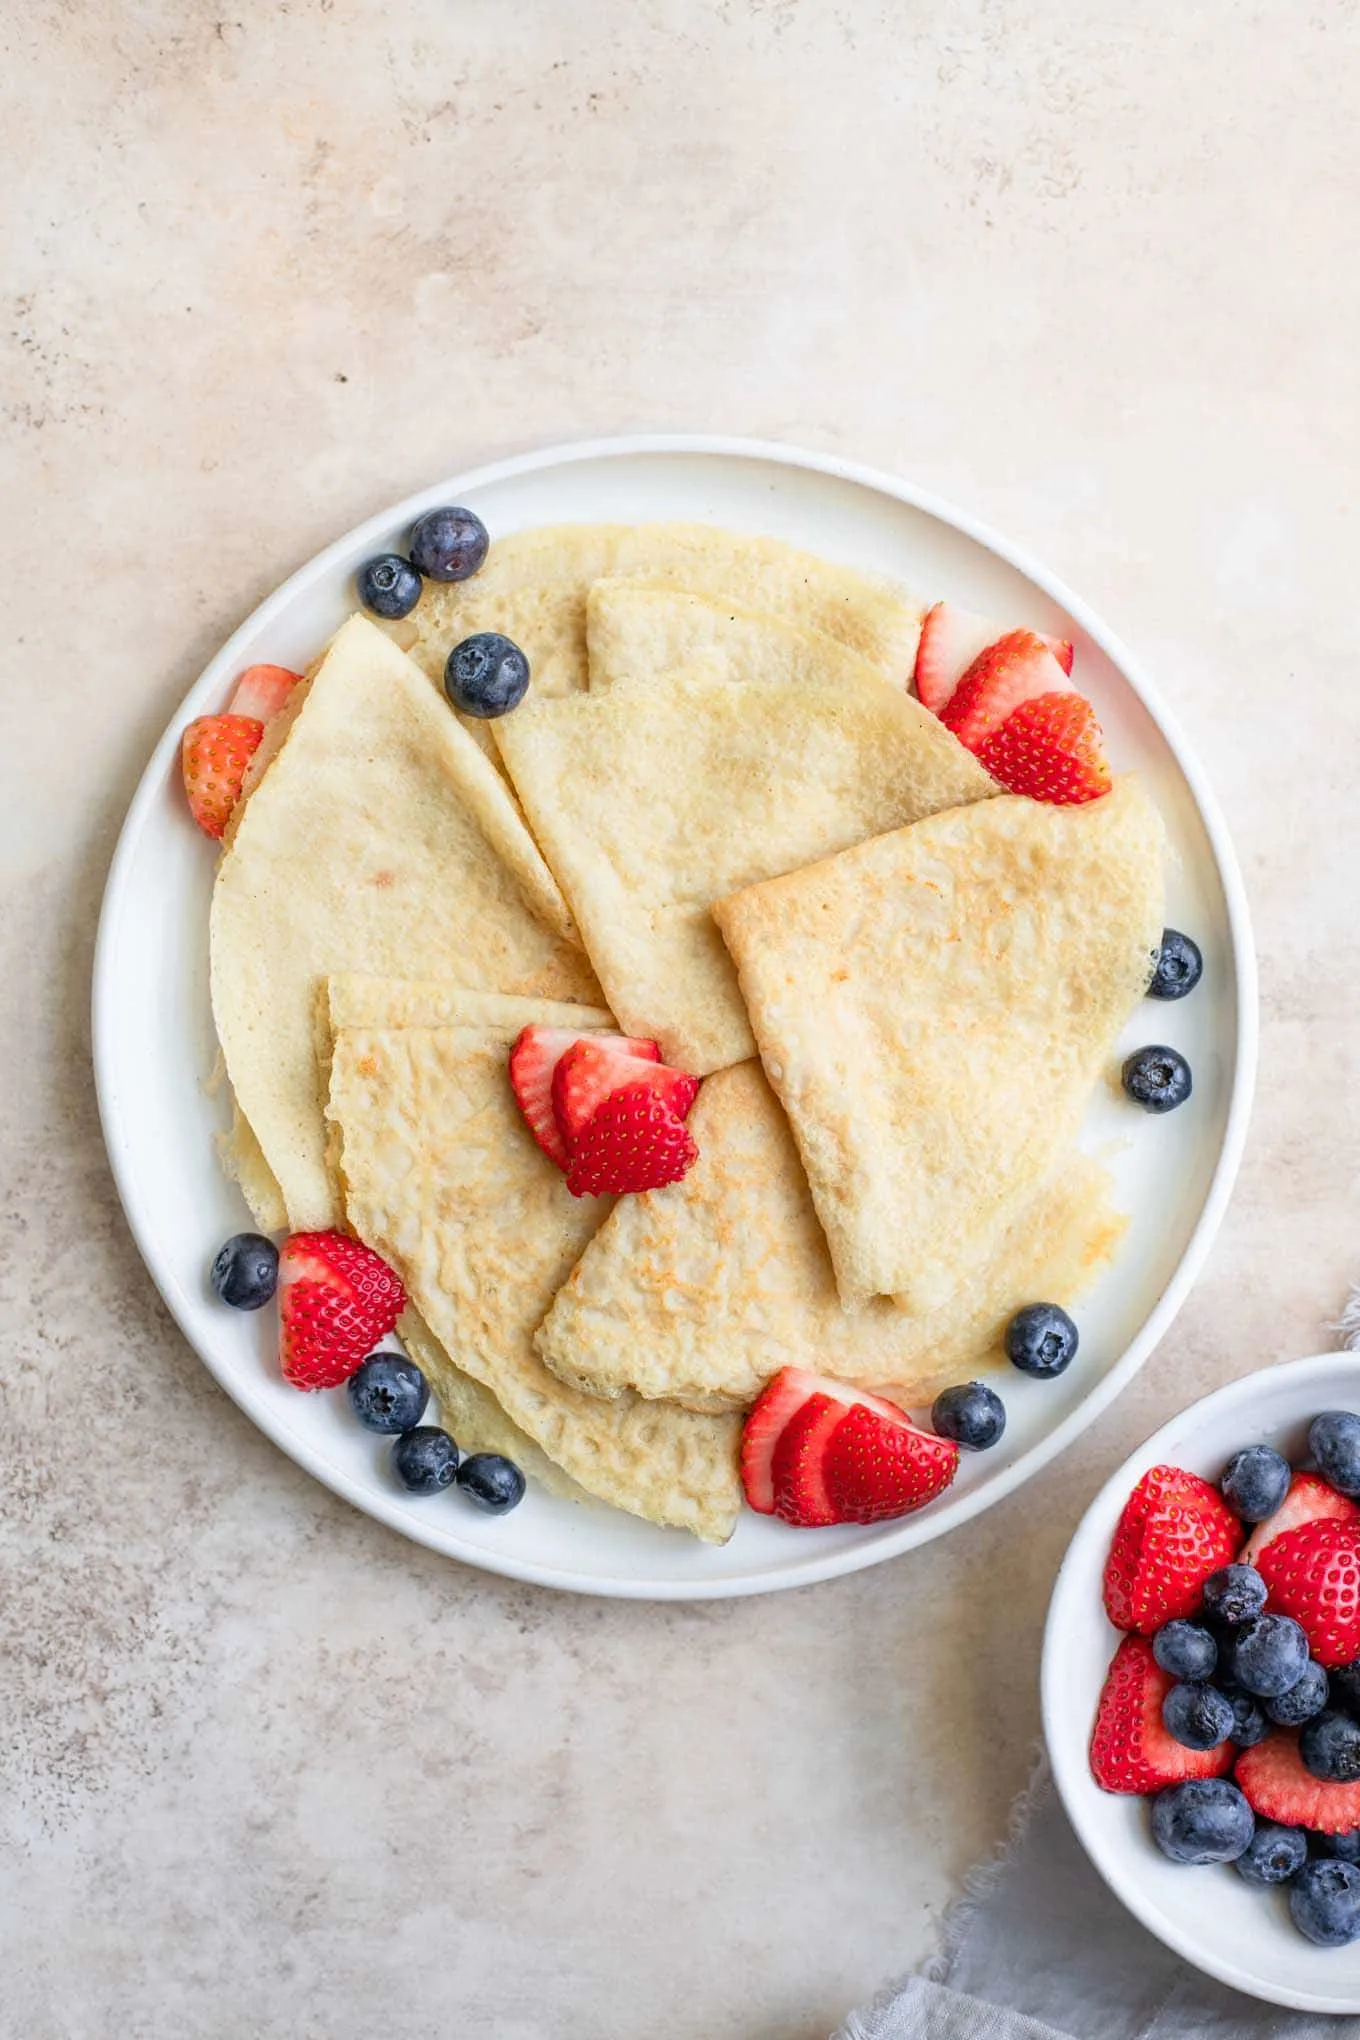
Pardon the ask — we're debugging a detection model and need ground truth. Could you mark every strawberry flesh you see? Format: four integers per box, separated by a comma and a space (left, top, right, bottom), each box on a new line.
229, 663, 303, 722
914, 602, 1075, 714
508, 1025, 660, 1171
976, 691, 1111, 806
820, 1404, 959, 1524
1090, 1635, 1233, 1794
277, 1230, 406, 1390
565, 1083, 698, 1198
552, 1039, 698, 1150
1257, 1519, 1360, 1666
1240, 1471, 1360, 1566
940, 630, 1073, 753
1237, 1730, 1360, 1834
741, 1367, 921, 1516
181, 713, 263, 838
1103, 1464, 1240, 1634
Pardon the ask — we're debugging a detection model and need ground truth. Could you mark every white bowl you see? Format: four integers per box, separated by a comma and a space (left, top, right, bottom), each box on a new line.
1044, 1350, 1360, 2014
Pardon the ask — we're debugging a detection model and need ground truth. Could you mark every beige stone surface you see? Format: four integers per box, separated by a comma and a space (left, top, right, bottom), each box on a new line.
3, 2, 1359, 2034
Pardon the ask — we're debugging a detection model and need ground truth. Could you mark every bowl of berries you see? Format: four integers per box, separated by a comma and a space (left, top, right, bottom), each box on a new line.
1043, 1352, 1360, 2013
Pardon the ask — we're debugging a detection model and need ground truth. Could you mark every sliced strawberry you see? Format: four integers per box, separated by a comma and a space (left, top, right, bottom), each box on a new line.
277, 1231, 406, 1390
229, 663, 303, 722
914, 602, 1074, 713
976, 691, 1111, 806
552, 1039, 699, 1150
1103, 1465, 1240, 1634
1241, 1472, 1360, 1566
820, 1403, 959, 1524
1258, 1519, 1360, 1667
565, 1084, 698, 1197
940, 630, 1074, 753
1090, 1635, 1234, 1795
1237, 1731, 1360, 1834
181, 713, 263, 838
741, 1368, 918, 1515
771, 1393, 847, 1526
508, 1025, 660, 1170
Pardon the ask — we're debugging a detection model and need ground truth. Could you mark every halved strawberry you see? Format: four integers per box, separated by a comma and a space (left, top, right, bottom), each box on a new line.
552, 1039, 698, 1150
1237, 1730, 1360, 1834
565, 1083, 698, 1197
1241, 1471, 1360, 1566
181, 713, 263, 838
976, 691, 1111, 806
508, 1025, 660, 1170
771, 1393, 848, 1526
821, 1403, 959, 1524
1090, 1635, 1234, 1794
1258, 1519, 1360, 1667
277, 1231, 407, 1390
914, 602, 1074, 714
741, 1367, 913, 1515
229, 663, 303, 722
940, 630, 1074, 752
1103, 1465, 1240, 1634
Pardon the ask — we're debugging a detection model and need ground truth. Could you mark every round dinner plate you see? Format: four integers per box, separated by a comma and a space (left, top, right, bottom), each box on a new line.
93, 435, 1256, 1599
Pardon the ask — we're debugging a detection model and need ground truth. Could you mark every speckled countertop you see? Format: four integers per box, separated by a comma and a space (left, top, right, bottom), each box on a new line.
5, 4, 1359, 2035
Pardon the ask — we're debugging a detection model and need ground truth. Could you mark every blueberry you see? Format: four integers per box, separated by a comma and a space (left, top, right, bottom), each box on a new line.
210, 1232, 279, 1310
931, 1381, 1007, 1450
1219, 1443, 1291, 1523
1004, 1303, 1078, 1379
1322, 1830, 1360, 1863
1152, 1620, 1218, 1683
1222, 1686, 1271, 1747
348, 1353, 429, 1434
1201, 1563, 1267, 1626
1227, 1614, 1310, 1697
391, 1426, 459, 1495
1161, 1681, 1234, 1751
1121, 1045, 1193, 1113
456, 1452, 527, 1515
445, 632, 530, 719
408, 505, 489, 583
1236, 1821, 1308, 1887
356, 552, 423, 620
1148, 929, 1204, 1001
1267, 1659, 1331, 1727
1309, 1411, 1360, 1497
1332, 1658, 1360, 1717
1151, 1777, 1254, 1865
1302, 1710, 1360, 1783
1290, 1858, 1360, 1946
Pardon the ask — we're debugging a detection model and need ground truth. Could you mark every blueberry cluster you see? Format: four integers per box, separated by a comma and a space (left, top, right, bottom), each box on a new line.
1120, 928, 1202, 1116
350, 1354, 527, 1515
354, 506, 530, 720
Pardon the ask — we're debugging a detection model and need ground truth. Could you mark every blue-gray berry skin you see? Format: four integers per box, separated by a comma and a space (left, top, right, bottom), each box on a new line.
1266, 1660, 1331, 1728
1121, 1045, 1192, 1113
1004, 1303, 1078, 1379
391, 1426, 459, 1495
930, 1381, 1006, 1450
1151, 1778, 1254, 1865
1227, 1615, 1311, 1698
1201, 1563, 1267, 1627
1309, 1412, 1360, 1498
1152, 1620, 1218, 1683
1220, 1444, 1291, 1522
210, 1232, 279, 1310
408, 506, 489, 582
356, 553, 422, 619
456, 1452, 527, 1515
1148, 928, 1203, 1000
1236, 1822, 1308, 1887
1161, 1682, 1234, 1751
348, 1353, 429, 1434
445, 632, 531, 719
1301, 1710, 1360, 1783
1223, 1687, 1270, 1747
1322, 1830, 1360, 1863
1291, 1858, 1360, 1946
1332, 1658, 1360, 1717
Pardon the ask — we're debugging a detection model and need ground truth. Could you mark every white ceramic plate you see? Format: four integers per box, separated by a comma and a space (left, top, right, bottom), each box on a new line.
1043, 1352, 1360, 2014
93, 435, 1256, 1600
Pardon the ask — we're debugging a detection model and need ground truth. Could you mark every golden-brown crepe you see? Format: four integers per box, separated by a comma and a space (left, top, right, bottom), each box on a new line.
584, 579, 902, 695
714, 778, 1165, 1311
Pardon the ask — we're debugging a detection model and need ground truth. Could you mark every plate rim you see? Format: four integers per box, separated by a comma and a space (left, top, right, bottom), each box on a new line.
91, 431, 1259, 1600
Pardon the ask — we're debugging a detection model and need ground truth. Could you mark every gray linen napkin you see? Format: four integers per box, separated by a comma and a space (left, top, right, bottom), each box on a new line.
834, 1758, 1360, 2040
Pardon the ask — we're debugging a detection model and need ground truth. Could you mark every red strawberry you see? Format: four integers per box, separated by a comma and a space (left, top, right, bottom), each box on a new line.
181, 713, 263, 838
565, 1083, 698, 1197
552, 1039, 698, 1150
1257, 1519, 1360, 1667
771, 1392, 850, 1526
229, 663, 302, 722
1090, 1635, 1234, 1794
976, 691, 1111, 806
914, 601, 1074, 714
741, 1367, 915, 1515
1241, 1472, 1360, 1566
821, 1403, 959, 1524
1103, 1464, 1240, 1634
940, 630, 1074, 752
1237, 1730, 1360, 1834
508, 1025, 660, 1170
277, 1231, 407, 1389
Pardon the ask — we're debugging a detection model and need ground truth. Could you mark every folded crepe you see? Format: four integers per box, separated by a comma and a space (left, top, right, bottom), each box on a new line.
209, 614, 600, 1231
495, 670, 996, 1073
584, 579, 903, 695
536, 1061, 1126, 1410
326, 1019, 742, 1541
713, 778, 1165, 1312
